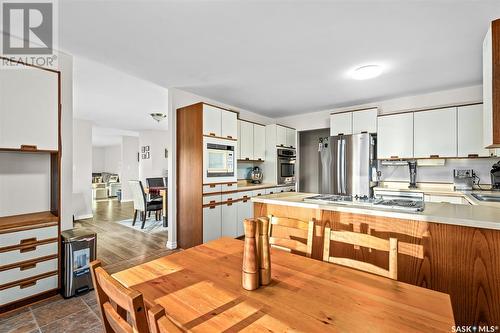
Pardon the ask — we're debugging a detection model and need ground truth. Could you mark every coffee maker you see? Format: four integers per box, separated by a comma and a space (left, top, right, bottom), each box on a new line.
491, 161, 500, 191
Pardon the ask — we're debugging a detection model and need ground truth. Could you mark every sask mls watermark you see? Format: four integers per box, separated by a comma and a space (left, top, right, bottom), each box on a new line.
0, 0, 58, 68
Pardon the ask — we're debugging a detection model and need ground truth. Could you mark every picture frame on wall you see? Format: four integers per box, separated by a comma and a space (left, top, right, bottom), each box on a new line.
141, 146, 146, 153
145, 146, 150, 152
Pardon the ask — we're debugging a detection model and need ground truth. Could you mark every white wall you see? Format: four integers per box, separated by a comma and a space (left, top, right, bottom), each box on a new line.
92, 147, 105, 173
120, 136, 140, 202
104, 145, 121, 174
276, 85, 483, 131
139, 130, 169, 183
72, 119, 93, 219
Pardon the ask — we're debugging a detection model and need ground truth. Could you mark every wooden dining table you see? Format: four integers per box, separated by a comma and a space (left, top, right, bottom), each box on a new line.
112, 238, 455, 332
144, 186, 167, 227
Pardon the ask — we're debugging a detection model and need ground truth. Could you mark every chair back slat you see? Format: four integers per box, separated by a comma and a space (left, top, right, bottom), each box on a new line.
323, 228, 398, 280
266, 215, 314, 257
148, 305, 183, 333
90, 260, 149, 333
146, 177, 165, 188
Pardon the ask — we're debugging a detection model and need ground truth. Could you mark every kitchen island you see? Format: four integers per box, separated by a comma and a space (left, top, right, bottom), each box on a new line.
253, 192, 500, 327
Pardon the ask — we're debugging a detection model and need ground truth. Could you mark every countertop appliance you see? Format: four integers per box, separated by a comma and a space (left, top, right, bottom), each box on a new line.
318, 133, 377, 197
203, 137, 236, 184
62, 229, 97, 298
491, 161, 500, 191
277, 148, 296, 185
453, 169, 474, 191
250, 166, 263, 184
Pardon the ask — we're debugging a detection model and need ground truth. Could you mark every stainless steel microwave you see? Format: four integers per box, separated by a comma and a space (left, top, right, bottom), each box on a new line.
203, 137, 237, 184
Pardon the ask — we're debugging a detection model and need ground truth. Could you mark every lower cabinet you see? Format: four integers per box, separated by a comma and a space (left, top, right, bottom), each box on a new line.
425, 194, 469, 205
221, 201, 238, 238
202, 204, 222, 243
236, 199, 253, 237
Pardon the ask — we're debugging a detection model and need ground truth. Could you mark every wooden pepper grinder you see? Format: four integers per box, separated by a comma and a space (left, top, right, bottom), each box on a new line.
257, 217, 271, 285
242, 218, 259, 290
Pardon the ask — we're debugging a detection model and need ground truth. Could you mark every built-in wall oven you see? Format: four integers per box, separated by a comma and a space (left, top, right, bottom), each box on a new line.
203, 137, 237, 184
277, 148, 296, 185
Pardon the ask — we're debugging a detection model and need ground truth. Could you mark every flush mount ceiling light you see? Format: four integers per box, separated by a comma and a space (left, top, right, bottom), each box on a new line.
351, 65, 383, 80
150, 113, 166, 122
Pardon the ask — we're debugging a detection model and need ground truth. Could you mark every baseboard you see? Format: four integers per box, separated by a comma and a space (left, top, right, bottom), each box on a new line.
166, 241, 177, 250
74, 213, 93, 220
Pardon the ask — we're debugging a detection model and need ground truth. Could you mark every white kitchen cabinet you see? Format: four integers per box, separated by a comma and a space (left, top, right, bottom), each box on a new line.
276, 125, 287, 147
237, 121, 241, 159
265, 187, 279, 195
203, 104, 222, 137
377, 113, 414, 159
414, 108, 457, 158
221, 111, 238, 140
236, 198, 253, 237
239, 120, 254, 160
203, 204, 221, 243
352, 109, 378, 134
253, 124, 266, 160
425, 195, 465, 205
252, 189, 266, 197
457, 104, 490, 157
0, 67, 58, 150
330, 112, 352, 136
221, 201, 238, 238
286, 128, 296, 148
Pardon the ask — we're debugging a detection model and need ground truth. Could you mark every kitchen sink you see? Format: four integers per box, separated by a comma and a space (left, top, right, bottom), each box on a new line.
471, 193, 500, 202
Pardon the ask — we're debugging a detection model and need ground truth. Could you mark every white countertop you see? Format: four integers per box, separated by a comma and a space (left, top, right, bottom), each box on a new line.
252, 192, 500, 230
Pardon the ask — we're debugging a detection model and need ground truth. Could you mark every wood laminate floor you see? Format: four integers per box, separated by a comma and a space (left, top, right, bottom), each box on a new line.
0, 198, 178, 332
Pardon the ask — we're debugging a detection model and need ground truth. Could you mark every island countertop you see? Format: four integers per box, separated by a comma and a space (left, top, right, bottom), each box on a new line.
252, 192, 500, 230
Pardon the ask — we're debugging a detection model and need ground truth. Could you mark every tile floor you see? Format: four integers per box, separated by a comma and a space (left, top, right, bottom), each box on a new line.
0, 292, 103, 333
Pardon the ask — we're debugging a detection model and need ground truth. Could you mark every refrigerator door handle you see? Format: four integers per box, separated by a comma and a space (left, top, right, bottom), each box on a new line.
336, 139, 342, 194
341, 138, 347, 194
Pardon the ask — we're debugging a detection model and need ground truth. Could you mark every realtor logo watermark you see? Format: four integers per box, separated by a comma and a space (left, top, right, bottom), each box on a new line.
1, 0, 58, 68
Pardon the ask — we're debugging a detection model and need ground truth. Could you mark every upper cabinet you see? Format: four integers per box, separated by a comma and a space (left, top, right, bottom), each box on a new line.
330, 108, 378, 136
253, 124, 266, 160
352, 108, 378, 134
276, 125, 287, 147
202, 104, 237, 140
414, 107, 457, 158
0, 67, 58, 150
458, 104, 491, 157
238, 120, 266, 161
286, 127, 296, 148
330, 112, 352, 136
483, 19, 500, 148
377, 113, 414, 159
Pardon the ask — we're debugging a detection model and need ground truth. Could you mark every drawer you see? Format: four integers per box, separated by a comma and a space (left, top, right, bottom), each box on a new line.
0, 226, 58, 248
0, 258, 58, 286
252, 189, 266, 197
0, 274, 58, 306
221, 183, 237, 192
221, 193, 238, 203
203, 184, 222, 194
203, 193, 222, 205
265, 187, 279, 195
0, 242, 58, 267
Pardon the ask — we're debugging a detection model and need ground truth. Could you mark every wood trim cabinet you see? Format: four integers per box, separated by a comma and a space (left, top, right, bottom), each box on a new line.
483, 19, 500, 148
0, 58, 61, 313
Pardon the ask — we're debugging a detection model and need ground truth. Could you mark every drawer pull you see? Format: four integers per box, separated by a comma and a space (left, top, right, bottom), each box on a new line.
227, 183, 233, 187
209, 200, 216, 204
243, 199, 248, 203
209, 184, 216, 188
258, 158, 262, 161
209, 133, 216, 136
257, 193, 261, 196
468, 154, 479, 158
20, 281, 37, 289
209, 205, 216, 209
390, 156, 399, 159
430, 154, 440, 158
20, 238, 37, 245
20, 263, 37, 271
20, 144, 37, 151
20, 246, 37, 253
227, 202, 232, 206
227, 136, 233, 139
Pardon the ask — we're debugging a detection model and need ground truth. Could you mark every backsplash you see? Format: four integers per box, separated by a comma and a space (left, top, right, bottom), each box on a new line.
378, 157, 499, 185
237, 161, 257, 180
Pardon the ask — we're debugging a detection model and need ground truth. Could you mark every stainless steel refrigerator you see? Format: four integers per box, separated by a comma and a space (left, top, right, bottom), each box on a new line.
319, 133, 377, 197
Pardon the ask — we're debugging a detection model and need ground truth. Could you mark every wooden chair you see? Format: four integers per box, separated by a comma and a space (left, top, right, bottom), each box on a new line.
323, 227, 398, 280
90, 260, 149, 333
148, 304, 183, 333
266, 215, 314, 257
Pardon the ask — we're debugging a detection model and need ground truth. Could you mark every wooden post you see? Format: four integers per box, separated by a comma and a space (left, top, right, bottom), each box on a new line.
257, 217, 271, 285
242, 218, 259, 290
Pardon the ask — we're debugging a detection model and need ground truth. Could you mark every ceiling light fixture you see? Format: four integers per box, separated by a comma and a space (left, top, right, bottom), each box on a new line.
150, 113, 166, 122
351, 65, 383, 80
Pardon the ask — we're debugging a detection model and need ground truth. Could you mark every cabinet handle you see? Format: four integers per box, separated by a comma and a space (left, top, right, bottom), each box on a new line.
243, 199, 248, 203
209, 133, 216, 136
360, 131, 368, 134
258, 158, 262, 161
468, 154, 479, 158
227, 183, 233, 187
390, 156, 399, 159
20, 238, 37, 245
20, 281, 36, 289
20, 246, 37, 253
430, 154, 440, 158
209, 200, 216, 204
20, 145, 37, 151
20, 263, 37, 271
338, 133, 344, 136
227, 202, 232, 206
257, 193, 262, 196
245, 158, 249, 160
209, 205, 216, 209
227, 136, 233, 139
209, 184, 216, 188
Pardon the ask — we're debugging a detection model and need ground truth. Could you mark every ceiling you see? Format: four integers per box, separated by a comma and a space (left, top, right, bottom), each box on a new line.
61, 1, 500, 119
